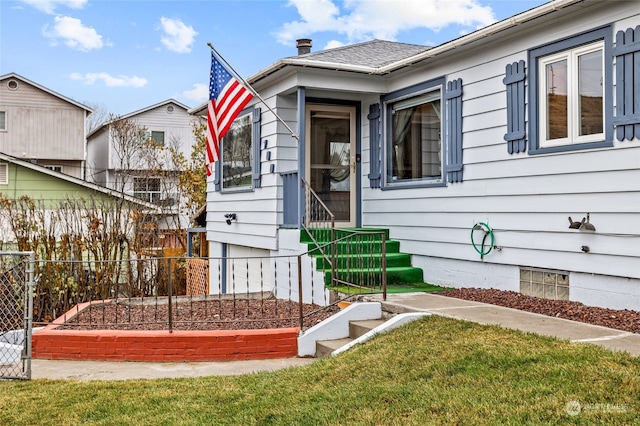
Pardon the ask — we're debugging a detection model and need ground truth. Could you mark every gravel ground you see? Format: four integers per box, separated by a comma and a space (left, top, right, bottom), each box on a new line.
57, 288, 640, 335
440, 288, 640, 334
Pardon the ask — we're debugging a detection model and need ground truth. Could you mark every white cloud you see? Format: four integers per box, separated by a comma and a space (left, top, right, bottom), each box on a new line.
159, 17, 197, 53
275, 0, 496, 45
43, 15, 103, 51
70, 72, 148, 88
183, 83, 208, 102
19, 0, 87, 14
324, 40, 345, 50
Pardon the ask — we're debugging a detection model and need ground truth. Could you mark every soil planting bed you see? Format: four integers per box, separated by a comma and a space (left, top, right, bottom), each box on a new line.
440, 288, 640, 334
60, 299, 339, 331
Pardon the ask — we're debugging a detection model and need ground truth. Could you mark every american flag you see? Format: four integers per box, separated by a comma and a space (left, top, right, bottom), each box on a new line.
206, 51, 253, 175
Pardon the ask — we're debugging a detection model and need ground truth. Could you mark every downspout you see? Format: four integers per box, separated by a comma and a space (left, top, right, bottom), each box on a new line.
13, 162, 18, 200
355, 103, 362, 228
187, 229, 194, 256
221, 243, 227, 293
297, 86, 306, 229
83, 111, 87, 180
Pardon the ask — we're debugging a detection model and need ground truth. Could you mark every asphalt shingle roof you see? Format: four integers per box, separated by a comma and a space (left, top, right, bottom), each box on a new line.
290, 39, 431, 68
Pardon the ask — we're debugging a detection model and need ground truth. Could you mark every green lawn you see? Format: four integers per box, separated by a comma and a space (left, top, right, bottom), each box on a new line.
2, 316, 639, 425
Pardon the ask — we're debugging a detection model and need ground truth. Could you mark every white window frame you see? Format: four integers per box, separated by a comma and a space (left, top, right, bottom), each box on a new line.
0, 111, 6, 131
151, 130, 165, 146
538, 40, 605, 148
133, 176, 162, 204
137, 129, 151, 145
382, 78, 446, 189
221, 113, 253, 191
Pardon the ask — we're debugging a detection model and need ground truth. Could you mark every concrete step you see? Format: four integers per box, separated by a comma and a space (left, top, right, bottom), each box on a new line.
315, 318, 386, 358
350, 319, 386, 339
316, 338, 353, 358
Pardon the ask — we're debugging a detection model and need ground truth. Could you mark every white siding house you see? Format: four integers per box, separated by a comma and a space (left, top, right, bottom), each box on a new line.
196, 0, 640, 310
86, 99, 198, 232
0, 73, 93, 179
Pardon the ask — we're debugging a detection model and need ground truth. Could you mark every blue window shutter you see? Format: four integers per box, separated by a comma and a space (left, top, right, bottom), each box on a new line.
252, 108, 263, 188
280, 170, 298, 228
503, 60, 527, 153
214, 160, 221, 192
367, 103, 381, 188
445, 78, 463, 183
613, 26, 640, 141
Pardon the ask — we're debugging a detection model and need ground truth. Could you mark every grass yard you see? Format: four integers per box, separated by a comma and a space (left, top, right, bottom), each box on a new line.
2, 316, 639, 425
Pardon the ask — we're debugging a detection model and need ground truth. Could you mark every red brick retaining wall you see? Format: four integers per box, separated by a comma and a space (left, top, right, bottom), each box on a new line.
31, 302, 300, 362
32, 327, 300, 361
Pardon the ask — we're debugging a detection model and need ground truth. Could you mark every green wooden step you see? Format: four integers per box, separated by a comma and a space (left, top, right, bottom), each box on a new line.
301, 227, 424, 286
312, 252, 412, 269
323, 266, 424, 286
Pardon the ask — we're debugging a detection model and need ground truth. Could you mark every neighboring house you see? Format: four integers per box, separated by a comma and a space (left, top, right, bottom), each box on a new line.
0, 73, 93, 179
0, 152, 159, 244
86, 99, 197, 242
193, 0, 640, 310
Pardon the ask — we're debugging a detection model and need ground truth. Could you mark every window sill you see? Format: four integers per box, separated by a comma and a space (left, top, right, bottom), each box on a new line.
381, 179, 447, 190
529, 139, 612, 155
220, 187, 254, 194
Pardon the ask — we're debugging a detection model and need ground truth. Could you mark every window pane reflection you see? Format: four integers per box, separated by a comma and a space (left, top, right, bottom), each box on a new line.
546, 59, 567, 140
578, 50, 603, 136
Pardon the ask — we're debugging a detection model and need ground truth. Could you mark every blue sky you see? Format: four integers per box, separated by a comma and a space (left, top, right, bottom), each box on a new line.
1, 0, 548, 116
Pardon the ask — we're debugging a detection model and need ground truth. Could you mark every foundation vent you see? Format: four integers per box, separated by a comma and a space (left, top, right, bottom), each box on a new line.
520, 267, 569, 300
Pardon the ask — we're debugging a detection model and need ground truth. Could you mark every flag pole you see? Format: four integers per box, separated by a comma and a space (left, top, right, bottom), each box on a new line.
207, 42, 299, 140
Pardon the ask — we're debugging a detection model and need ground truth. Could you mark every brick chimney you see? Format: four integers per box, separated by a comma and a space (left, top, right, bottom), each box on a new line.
296, 38, 312, 55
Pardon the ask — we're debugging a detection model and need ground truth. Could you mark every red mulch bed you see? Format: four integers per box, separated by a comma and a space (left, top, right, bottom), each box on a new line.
56, 288, 640, 335
59, 299, 339, 331
440, 288, 640, 334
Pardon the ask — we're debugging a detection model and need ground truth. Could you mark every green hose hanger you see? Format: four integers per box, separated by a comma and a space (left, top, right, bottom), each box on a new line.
471, 222, 494, 259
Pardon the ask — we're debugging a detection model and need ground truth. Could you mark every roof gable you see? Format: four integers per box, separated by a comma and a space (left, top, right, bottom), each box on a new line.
0, 152, 159, 210
0, 72, 93, 113
119, 99, 192, 121
87, 99, 192, 139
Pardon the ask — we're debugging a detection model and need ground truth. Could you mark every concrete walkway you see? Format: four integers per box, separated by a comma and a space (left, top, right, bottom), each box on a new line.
369, 292, 640, 357
28, 292, 639, 381
31, 357, 316, 381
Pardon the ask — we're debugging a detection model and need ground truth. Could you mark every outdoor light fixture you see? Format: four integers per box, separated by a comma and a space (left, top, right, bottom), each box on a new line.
224, 213, 237, 225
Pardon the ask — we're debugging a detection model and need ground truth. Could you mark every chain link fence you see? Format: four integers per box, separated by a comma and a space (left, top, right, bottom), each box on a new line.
0, 251, 34, 381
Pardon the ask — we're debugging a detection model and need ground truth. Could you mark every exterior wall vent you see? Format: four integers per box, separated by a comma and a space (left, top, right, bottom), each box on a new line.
0, 163, 8, 184
7, 80, 18, 90
166, 105, 175, 113
520, 267, 569, 300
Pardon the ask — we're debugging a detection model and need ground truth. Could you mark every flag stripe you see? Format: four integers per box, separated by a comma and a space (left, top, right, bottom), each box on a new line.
206, 51, 254, 175
215, 90, 252, 141
215, 81, 248, 132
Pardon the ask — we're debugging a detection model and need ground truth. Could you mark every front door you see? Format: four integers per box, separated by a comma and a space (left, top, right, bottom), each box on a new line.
306, 104, 357, 227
